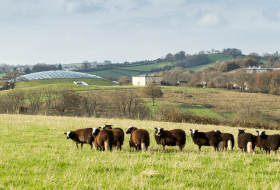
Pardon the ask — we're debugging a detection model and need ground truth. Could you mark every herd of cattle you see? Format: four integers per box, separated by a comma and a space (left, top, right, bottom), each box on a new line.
64, 125, 280, 154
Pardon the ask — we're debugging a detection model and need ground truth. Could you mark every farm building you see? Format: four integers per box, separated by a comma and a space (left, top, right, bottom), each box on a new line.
14, 71, 102, 81
132, 74, 163, 86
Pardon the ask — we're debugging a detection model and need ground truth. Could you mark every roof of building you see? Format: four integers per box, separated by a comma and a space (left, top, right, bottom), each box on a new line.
15, 71, 102, 81
246, 66, 273, 70
134, 74, 162, 77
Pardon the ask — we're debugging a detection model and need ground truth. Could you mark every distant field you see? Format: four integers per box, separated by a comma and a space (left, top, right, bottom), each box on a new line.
5, 81, 280, 121
87, 61, 177, 77
1, 114, 280, 189
87, 70, 141, 78
185, 62, 218, 70
13, 78, 116, 89
185, 54, 234, 70
119, 62, 177, 72
83, 54, 236, 77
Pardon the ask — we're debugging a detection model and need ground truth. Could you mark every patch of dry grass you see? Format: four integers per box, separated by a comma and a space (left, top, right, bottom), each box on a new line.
162, 88, 280, 117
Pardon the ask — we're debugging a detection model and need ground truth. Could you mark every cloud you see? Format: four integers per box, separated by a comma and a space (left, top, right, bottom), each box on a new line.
262, 7, 280, 21
13, 0, 40, 4
64, 0, 108, 14
132, 0, 150, 7
129, 7, 142, 12
184, 7, 202, 19
197, 13, 224, 27
129, 0, 150, 12
182, 0, 216, 5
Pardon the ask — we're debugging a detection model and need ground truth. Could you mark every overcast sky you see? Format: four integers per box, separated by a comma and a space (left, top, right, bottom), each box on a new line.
1, 0, 280, 65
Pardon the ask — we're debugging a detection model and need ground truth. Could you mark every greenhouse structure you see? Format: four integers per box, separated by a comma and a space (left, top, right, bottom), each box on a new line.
15, 71, 102, 81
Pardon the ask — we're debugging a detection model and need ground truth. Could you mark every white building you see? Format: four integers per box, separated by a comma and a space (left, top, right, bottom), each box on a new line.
246, 66, 273, 73
74, 81, 89, 85
132, 74, 163, 86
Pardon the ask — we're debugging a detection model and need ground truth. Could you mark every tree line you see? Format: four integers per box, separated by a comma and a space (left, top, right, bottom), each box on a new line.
0, 83, 163, 118
155, 53, 280, 94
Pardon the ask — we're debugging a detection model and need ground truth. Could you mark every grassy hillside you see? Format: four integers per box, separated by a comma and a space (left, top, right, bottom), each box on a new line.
87, 61, 177, 78
13, 78, 117, 91
1, 114, 279, 189
85, 54, 236, 77
4, 81, 280, 122
185, 54, 234, 70
87, 70, 141, 78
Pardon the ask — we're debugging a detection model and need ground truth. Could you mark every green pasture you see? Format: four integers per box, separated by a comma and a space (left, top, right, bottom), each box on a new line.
144, 99, 163, 115
181, 54, 234, 71
87, 61, 177, 78
85, 54, 236, 77
119, 62, 177, 72
1, 115, 280, 189
87, 70, 141, 78
185, 62, 217, 70
4, 84, 141, 96
180, 104, 225, 119
14, 78, 115, 89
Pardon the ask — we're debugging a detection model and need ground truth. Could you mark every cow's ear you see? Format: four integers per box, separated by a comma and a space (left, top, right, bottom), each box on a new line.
256, 131, 259, 133
64, 133, 67, 135
155, 128, 157, 130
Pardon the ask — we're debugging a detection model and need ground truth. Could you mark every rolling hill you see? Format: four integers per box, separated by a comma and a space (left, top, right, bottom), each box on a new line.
83, 54, 237, 78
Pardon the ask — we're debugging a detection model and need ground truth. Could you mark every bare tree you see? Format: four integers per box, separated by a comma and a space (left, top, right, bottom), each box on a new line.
2, 71, 21, 80
81, 91, 104, 117
27, 90, 43, 114
6, 89, 26, 112
82, 61, 91, 70
112, 90, 149, 117
233, 69, 247, 90
202, 70, 219, 88
56, 89, 82, 116
141, 83, 163, 106
42, 87, 57, 114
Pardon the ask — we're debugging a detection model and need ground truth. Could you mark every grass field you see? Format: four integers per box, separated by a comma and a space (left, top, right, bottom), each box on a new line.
160, 87, 280, 119
86, 61, 177, 78
87, 70, 141, 78
185, 54, 234, 70
3, 81, 280, 121
14, 78, 116, 89
119, 62, 177, 72
83, 54, 235, 77
1, 114, 280, 189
